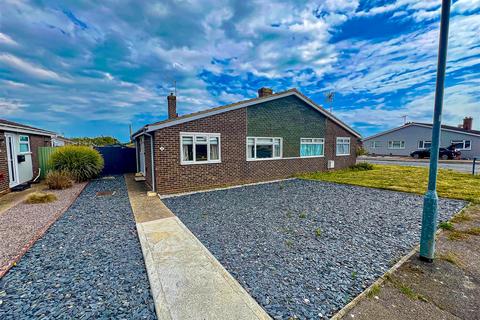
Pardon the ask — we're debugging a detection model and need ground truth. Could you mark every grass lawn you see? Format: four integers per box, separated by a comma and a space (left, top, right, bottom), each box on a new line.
297, 165, 480, 203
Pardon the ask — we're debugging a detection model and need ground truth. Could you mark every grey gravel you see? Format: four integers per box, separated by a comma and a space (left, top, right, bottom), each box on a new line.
163, 179, 466, 320
0, 176, 156, 319
0, 183, 85, 274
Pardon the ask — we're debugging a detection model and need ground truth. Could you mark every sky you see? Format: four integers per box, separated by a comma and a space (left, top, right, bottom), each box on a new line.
0, 0, 479, 142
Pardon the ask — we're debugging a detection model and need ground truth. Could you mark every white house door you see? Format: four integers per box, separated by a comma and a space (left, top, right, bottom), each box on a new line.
139, 136, 146, 175
5, 133, 19, 187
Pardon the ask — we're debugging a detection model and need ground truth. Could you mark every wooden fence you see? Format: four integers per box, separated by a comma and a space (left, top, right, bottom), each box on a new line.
38, 147, 57, 178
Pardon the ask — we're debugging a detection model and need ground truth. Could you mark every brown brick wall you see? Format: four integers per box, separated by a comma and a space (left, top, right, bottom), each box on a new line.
326, 118, 359, 169
29, 134, 52, 178
0, 131, 9, 194
151, 108, 358, 194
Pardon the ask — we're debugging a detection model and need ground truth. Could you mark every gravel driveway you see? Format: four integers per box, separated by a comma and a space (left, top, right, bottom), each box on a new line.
0, 176, 156, 319
163, 179, 466, 319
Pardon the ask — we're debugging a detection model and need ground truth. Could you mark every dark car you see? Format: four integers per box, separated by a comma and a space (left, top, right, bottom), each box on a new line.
410, 147, 461, 160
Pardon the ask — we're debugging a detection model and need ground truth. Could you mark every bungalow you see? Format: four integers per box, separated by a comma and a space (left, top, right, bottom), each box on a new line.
133, 88, 361, 195
0, 119, 56, 194
363, 118, 480, 159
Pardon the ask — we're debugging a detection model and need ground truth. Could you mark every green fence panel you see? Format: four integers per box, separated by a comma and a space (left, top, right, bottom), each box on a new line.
38, 147, 57, 178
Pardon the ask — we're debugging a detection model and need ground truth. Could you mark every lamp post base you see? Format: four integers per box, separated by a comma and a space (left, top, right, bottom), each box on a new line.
419, 190, 439, 261
418, 255, 434, 263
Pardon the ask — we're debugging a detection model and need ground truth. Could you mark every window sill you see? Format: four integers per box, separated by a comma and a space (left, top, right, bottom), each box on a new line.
18, 152, 32, 155
180, 160, 221, 165
247, 156, 325, 161
247, 157, 283, 161
336, 154, 351, 157
299, 155, 325, 158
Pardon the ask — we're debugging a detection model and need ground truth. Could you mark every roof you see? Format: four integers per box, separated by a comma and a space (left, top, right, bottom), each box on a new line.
363, 122, 480, 141
0, 119, 56, 136
133, 88, 361, 138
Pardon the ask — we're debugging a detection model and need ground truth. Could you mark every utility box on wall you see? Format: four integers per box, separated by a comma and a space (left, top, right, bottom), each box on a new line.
328, 160, 335, 169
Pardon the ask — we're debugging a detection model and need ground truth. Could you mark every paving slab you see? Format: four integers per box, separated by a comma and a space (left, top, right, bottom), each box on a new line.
125, 174, 270, 320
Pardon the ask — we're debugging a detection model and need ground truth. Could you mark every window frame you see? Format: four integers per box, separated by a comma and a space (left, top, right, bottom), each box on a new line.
388, 140, 406, 150
336, 137, 351, 156
179, 132, 221, 165
418, 140, 432, 149
246, 136, 283, 161
451, 139, 471, 150
371, 141, 381, 149
18, 135, 31, 154
300, 138, 325, 158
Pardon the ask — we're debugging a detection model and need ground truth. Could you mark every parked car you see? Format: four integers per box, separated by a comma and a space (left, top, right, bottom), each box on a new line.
410, 147, 461, 160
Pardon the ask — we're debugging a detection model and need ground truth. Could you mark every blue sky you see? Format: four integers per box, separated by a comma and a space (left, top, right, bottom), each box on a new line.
0, 0, 479, 142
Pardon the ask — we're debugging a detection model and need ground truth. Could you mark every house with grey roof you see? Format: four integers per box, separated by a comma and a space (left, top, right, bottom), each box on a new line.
363, 117, 479, 159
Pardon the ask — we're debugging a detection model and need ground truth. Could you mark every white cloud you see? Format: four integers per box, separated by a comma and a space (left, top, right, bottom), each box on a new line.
0, 32, 17, 46
0, 54, 67, 82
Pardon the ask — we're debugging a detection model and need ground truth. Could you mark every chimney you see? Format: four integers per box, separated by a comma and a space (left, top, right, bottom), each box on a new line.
463, 117, 473, 131
258, 87, 273, 98
167, 92, 177, 119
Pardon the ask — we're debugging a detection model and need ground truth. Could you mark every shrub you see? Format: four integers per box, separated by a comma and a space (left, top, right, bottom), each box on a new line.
45, 170, 73, 190
356, 146, 368, 156
25, 192, 57, 204
50, 146, 104, 182
349, 162, 374, 171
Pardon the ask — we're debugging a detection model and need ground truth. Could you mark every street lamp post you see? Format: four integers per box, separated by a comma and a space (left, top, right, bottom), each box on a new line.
419, 0, 452, 262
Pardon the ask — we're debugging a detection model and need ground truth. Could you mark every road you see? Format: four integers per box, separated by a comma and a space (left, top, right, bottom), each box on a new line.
358, 158, 478, 174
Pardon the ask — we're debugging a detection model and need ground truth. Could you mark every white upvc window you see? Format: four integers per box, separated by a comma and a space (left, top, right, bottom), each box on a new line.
300, 138, 324, 157
247, 137, 282, 160
19, 135, 30, 153
336, 137, 350, 156
180, 133, 221, 164
371, 141, 381, 149
451, 140, 471, 150
418, 140, 432, 149
388, 140, 405, 149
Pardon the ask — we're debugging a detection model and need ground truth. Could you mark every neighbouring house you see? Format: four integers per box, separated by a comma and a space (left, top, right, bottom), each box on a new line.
363, 117, 480, 159
0, 119, 56, 194
51, 135, 74, 147
133, 88, 361, 195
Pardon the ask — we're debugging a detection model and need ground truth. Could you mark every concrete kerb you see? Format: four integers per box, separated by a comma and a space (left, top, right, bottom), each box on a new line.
330, 204, 473, 320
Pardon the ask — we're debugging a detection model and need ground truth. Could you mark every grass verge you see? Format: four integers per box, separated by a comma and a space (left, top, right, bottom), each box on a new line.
297, 165, 480, 203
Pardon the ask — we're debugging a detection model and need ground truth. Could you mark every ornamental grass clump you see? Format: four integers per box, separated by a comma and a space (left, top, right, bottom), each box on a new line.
50, 146, 104, 182
25, 192, 57, 204
45, 170, 73, 190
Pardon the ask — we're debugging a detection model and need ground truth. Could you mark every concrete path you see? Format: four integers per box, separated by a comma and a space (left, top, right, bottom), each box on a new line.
337, 204, 480, 320
125, 174, 271, 320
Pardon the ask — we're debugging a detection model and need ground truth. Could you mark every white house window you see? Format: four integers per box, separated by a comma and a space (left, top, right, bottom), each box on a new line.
19, 135, 30, 153
388, 140, 405, 149
247, 137, 282, 160
180, 133, 221, 164
336, 137, 350, 156
418, 140, 431, 149
371, 141, 381, 149
451, 140, 471, 150
300, 138, 324, 157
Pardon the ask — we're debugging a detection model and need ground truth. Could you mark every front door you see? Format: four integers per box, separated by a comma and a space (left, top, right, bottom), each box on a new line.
5, 133, 19, 187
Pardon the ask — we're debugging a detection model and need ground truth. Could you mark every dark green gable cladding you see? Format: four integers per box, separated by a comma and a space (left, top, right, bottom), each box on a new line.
246, 95, 327, 157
